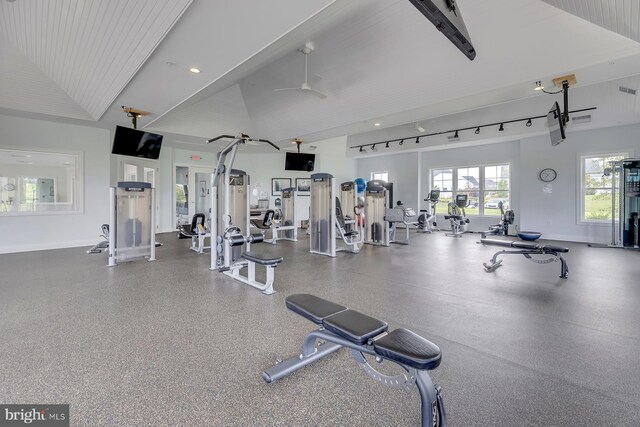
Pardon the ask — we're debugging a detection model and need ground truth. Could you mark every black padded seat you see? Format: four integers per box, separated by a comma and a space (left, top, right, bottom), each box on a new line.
322, 309, 388, 344
285, 294, 347, 324
444, 215, 462, 220
241, 251, 283, 266
374, 328, 442, 370
542, 245, 569, 253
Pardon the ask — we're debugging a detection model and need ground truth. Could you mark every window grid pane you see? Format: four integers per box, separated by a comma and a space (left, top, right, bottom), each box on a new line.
582, 154, 626, 221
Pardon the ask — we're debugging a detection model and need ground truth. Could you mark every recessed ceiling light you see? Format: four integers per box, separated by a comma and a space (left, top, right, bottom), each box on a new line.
189, 67, 201, 74
374, 123, 381, 127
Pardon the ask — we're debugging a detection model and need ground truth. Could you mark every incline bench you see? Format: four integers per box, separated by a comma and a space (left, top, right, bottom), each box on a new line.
263, 294, 447, 426
480, 238, 569, 278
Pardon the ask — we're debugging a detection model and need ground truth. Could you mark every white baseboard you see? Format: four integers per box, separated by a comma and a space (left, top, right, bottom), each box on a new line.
0, 239, 98, 255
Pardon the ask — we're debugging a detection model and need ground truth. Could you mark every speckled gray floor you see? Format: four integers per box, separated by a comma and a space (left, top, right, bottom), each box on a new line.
1, 230, 639, 426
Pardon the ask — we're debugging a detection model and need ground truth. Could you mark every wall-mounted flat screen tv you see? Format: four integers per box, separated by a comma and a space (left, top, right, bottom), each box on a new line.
547, 101, 566, 146
285, 152, 315, 171
112, 126, 163, 159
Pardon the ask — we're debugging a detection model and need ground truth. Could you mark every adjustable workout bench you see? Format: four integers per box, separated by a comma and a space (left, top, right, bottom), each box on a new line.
480, 238, 569, 278
263, 294, 447, 426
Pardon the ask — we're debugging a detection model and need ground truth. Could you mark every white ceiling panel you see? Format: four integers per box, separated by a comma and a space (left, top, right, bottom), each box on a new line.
0, 35, 92, 120
0, 0, 192, 120
236, 0, 640, 143
145, 84, 253, 139
543, 0, 640, 43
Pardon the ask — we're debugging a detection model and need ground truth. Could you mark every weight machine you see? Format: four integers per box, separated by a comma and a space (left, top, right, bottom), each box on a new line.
607, 158, 640, 248
108, 182, 156, 266
309, 174, 363, 257
208, 134, 283, 294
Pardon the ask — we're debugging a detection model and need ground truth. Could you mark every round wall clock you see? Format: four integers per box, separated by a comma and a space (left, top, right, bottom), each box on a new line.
539, 168, 557, 182
3, 183, 15, 191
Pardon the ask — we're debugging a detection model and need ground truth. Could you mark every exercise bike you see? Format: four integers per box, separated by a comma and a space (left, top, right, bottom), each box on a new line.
444, 194, 470, 237
481, 201, 514, 238
417, 189, 440, 233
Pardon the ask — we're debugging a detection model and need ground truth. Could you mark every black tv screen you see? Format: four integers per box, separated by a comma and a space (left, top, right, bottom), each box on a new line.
112, 126, 163, 159
285, 152, 315, 171
547, 101, 566, 146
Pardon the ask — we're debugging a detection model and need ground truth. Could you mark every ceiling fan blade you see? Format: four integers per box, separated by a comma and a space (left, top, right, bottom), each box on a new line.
273, 87, 301, 92
304, 87, 327, 99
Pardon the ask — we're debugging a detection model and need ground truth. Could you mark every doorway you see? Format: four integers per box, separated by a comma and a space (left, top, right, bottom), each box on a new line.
175, 165, 212, 226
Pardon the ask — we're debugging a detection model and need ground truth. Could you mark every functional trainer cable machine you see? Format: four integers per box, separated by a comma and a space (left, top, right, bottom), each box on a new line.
207, 134, 283, 294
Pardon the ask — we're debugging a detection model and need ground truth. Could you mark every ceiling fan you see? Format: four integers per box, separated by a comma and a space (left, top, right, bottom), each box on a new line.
273, 43, 327, 99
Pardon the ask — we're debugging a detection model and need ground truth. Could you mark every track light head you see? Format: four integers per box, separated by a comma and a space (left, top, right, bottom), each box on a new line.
475, 127, 480, 134
359, 146, 365, 153
385, 142, 390, 148
371, 144, 377, 152
415, 137, 420, 144
526, 118, 532, 127
454, 130, 459, 138
399, 139, 404, 146
499, 123, 504, 132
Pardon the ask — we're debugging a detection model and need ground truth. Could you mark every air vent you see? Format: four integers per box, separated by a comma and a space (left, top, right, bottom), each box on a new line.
619, 86, 637, 95
571, 114, 592, 124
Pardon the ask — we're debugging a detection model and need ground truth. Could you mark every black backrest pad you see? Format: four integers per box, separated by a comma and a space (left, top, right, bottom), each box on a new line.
285, 294, 347, 324
322, 309, 388, 344
374, 328, 442, 371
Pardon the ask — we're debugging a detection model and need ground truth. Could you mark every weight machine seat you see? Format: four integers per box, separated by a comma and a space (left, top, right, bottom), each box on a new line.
322, 309, 388, 345
443, 215, 462, 220
250, 210, 275, 230
373, 328, 442, 371
241, 251, 283, 267
285, 294, 347, 324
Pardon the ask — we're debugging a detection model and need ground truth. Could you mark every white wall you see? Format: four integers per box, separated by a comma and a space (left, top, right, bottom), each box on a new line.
357, 152, 421, 208
519, 125, 637, 243
0, 114, 110, 253
356, 124, 640, 243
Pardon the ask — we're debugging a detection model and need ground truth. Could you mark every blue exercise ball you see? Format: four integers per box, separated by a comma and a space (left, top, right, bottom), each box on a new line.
355, 178, 367, 193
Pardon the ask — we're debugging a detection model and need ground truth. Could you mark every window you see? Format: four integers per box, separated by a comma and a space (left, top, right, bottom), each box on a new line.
431, 164, 510, 216
431, 168, 452, 214
581, 153, 627, 221
0, 148, 82, 215
371, 171, 389, 182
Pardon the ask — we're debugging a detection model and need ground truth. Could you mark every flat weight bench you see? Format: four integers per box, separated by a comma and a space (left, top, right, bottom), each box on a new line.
263, 294, 447, 426
223, 251, 283, 295
480, 238, 569, 278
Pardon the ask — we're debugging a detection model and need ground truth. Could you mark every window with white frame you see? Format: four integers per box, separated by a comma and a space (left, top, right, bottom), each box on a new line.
430, 164, 510, 215
371, 171, 389, 182
581, 153, 627, 221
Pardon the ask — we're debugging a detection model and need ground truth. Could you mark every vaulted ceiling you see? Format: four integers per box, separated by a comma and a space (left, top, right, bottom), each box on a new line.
1, 0, 640, 150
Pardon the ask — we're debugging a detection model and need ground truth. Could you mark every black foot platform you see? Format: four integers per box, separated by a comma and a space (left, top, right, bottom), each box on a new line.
263, 294, 447, 426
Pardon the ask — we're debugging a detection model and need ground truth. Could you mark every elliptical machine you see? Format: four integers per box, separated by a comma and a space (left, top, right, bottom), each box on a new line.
481, 201, 514, 238
417, 189, 440, 233
444, 194, 470, 237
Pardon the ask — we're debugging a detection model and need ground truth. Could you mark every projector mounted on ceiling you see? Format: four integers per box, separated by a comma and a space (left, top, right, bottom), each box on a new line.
406, 0, 476, 60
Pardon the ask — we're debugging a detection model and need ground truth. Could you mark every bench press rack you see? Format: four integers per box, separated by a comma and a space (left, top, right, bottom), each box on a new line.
263, 294, 447, 426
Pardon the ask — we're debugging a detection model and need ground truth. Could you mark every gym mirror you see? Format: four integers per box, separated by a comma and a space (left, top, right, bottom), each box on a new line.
0, 148, 82, 215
